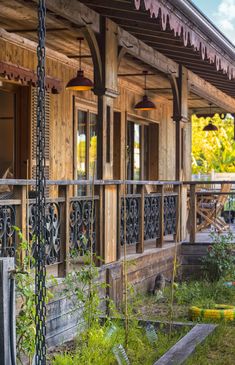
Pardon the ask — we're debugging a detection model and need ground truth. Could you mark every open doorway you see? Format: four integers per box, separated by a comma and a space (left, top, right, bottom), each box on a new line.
0, 89, 15, 179
0, 82, 30, 181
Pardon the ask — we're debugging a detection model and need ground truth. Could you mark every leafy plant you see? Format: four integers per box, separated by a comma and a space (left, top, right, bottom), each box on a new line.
63, 253, 108, 329
201, 231, 235, 281
14, 227, 55, 365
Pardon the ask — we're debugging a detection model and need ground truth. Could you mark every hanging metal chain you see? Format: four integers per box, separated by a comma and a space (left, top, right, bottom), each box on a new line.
35, 1, 47, 364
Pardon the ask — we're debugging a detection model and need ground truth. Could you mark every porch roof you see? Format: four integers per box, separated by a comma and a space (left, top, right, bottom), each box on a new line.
80, 0, 235, 99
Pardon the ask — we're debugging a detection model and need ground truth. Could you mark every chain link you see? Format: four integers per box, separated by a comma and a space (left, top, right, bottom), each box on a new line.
35, 1, 47, 364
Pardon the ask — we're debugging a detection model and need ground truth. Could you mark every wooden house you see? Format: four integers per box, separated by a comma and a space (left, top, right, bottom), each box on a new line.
0, 0, 235, 295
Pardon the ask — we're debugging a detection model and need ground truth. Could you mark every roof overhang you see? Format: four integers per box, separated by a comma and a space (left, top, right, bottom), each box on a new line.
80, 0, 235, 98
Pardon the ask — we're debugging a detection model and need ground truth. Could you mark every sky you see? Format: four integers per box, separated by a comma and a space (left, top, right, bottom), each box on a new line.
192, 0, 235, 44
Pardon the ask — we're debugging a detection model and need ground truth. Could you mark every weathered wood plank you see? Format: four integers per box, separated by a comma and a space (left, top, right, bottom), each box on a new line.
154, 324, 217, 365
188, 70, 235, 112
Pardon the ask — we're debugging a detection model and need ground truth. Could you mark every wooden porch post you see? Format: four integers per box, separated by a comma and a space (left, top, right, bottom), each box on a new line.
58, 185, 71, 276
174, 184, 181, 242
92, 18, 119, 263
189, 184, 197, 244
116, 184, 122, 260
170, 65, 188, 242
136, 184, 145, 254
156, 185, 164, 248
170, 65, 188, 181
14, 185, 27, 264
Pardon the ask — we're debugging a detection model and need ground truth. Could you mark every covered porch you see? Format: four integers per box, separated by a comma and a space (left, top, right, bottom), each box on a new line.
0, 0, 235, 276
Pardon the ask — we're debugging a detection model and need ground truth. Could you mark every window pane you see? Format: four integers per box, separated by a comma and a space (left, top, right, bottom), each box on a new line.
134, 124, 140, 180
77, 110, 87, 180
89, 113, 97, 178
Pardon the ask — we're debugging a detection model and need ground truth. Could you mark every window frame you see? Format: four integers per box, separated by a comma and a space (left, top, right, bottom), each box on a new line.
126, 113, 159, 182
73, 97, 98, 194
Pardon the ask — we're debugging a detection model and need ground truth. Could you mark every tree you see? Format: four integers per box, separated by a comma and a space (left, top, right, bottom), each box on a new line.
192, 114, 235, 174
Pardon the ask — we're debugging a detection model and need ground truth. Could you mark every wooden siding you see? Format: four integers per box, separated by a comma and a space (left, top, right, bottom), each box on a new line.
0, 35, 180, 183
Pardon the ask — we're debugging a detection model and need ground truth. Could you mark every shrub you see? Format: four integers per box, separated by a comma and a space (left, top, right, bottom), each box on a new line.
201, 231, 235, 281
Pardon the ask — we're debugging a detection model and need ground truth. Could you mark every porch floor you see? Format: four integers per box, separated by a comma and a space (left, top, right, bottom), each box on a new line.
187, 224, 235, 244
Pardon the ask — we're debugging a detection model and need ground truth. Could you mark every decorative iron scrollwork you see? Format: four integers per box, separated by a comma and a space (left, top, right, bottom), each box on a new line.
164, 195, 177, 236
0, 205, 16, 257
69, 199, 96, 256
121, 196, 140, 245
29, 201, 61, 265
144, 195, 160, 240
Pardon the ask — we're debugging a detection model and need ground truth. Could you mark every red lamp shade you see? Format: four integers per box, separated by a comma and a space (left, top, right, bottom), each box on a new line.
66, 70, 93, 91
134, 95, 156, 111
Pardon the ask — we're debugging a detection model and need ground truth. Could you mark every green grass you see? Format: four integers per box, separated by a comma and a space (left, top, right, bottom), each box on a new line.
185, 325, 235, 365
134, 279, 235, 365
135, 280, 235, 323
50, 320, 188, 365
50, 280, 235, 364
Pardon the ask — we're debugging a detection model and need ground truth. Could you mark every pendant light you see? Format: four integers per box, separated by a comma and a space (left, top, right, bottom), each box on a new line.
134, 71, 156, 111
203, 104, 218, 131
66, 38, 93, 91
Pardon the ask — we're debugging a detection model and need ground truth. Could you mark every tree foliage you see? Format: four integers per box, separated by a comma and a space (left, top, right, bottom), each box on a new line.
192, 114, 235, 174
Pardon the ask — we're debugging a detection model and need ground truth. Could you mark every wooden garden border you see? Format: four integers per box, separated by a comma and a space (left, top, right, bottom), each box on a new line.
154, 323, 217, 365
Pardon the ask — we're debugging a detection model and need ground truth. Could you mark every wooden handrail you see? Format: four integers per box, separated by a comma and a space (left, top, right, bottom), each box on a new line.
183, 180, 235, 185
0, 179, 182, 186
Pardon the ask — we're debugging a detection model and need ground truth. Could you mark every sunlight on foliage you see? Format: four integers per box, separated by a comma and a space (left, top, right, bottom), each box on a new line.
192, 114, 235, 174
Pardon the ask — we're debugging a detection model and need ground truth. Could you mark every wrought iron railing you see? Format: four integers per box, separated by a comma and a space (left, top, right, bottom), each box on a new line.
0, 203, 17, 257
144, 194, 161, 241
69, 196, 98, 257
29, 198, 64, 265
119, 181, 181, 256
164, 195, 177, 236
0, 179, 181, 270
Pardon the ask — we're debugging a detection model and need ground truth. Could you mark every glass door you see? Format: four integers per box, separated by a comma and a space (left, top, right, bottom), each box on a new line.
127, 122, 141, 181
75, 106, 97, 195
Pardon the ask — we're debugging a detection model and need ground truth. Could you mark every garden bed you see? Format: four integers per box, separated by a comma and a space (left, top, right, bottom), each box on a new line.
48, 319, 216, 365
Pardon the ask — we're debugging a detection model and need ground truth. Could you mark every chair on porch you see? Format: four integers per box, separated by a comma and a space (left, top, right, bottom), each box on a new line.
196, 183, 232, 233
0, 164, 14, 200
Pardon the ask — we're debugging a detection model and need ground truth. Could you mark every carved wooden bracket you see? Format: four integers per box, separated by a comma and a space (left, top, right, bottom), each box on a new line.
0, 61, 62, 93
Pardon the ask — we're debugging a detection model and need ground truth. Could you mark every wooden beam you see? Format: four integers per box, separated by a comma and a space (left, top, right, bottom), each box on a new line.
28, 0, 100, 33
82, 0, 140, 14
188, 70, 235, 112
118, 27, 178, 77
0, 28, 89, 71
7, 27, 68, 33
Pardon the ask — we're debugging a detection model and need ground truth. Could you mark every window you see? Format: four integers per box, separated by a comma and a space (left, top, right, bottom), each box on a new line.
127, 121, 150, 180
127, 122, 141, 181
74, 101, 98, 194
